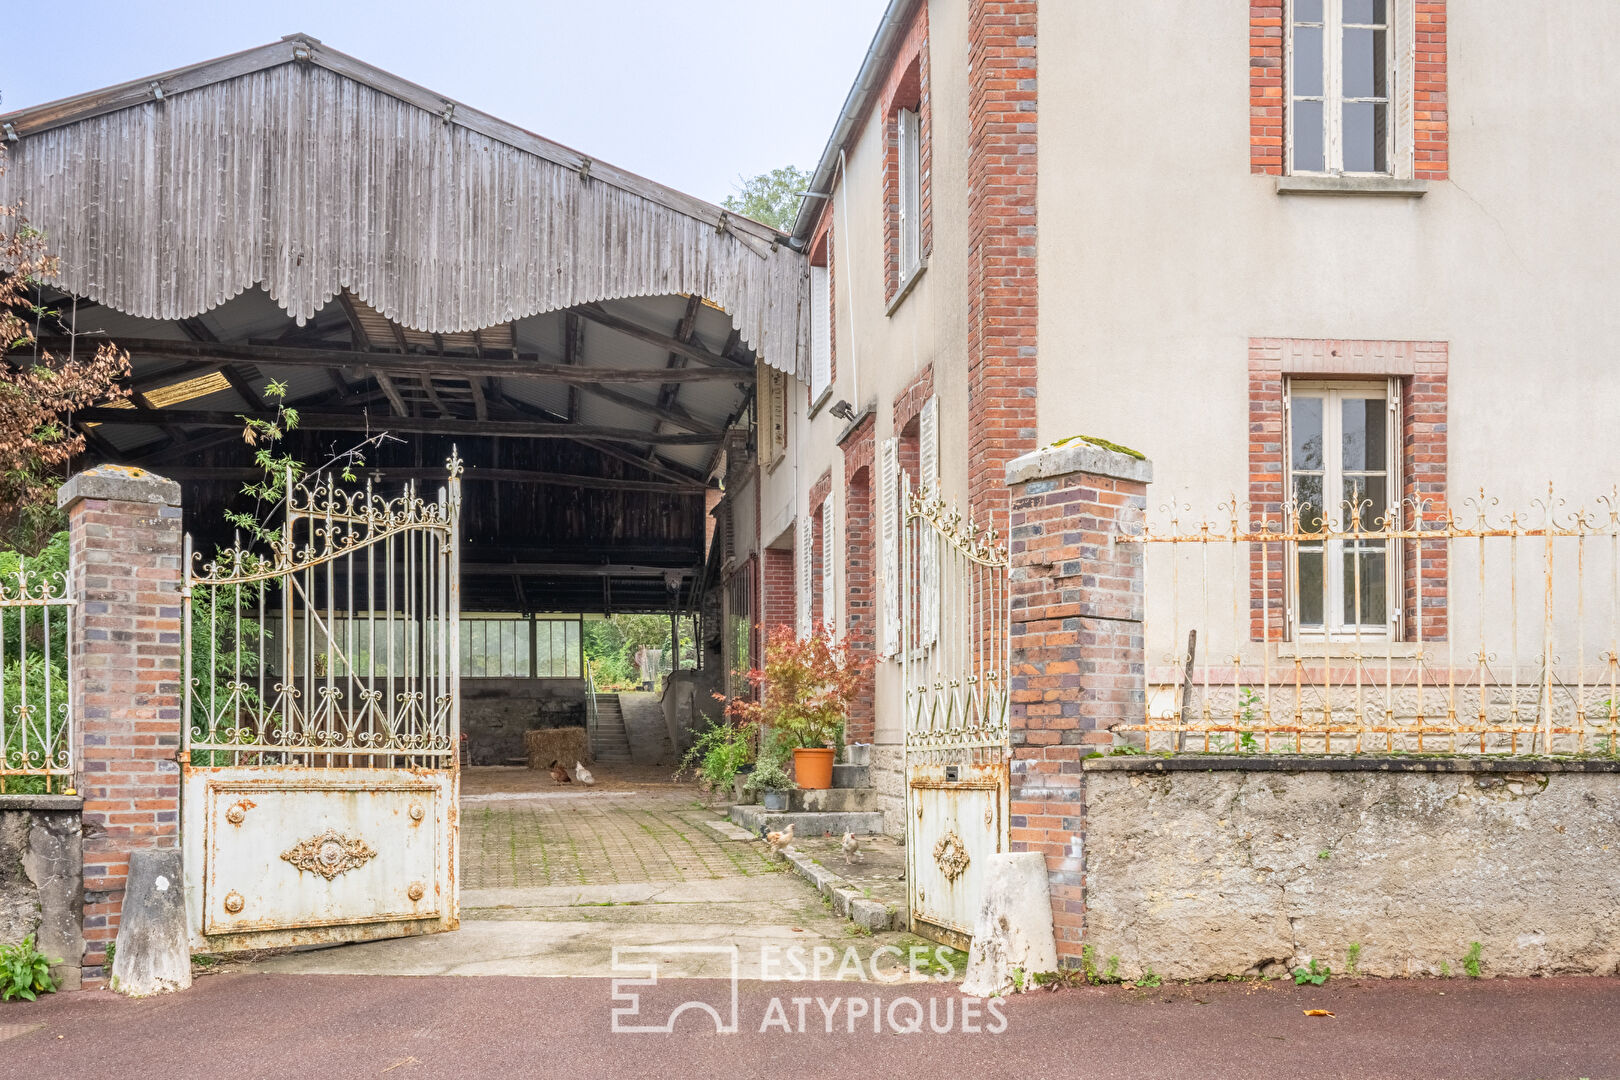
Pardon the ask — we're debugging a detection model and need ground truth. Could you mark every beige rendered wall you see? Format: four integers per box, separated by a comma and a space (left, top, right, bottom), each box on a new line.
759, 0, 973, 781
1037, 1, 1620, 673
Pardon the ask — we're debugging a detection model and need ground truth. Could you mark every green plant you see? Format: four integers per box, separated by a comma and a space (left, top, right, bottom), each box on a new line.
1134, 966, 1162, 988
1440, 960, 1452, 977
675, 719, 757, 793
1101, 955, 1122, 984
742, 751, 795, 795
1463, 941, 1483, 978
0, 935, 59, 1001
1318, 849, 1332, 860
1345, 942, 1361, 976
1034, 968, 1086, 991
1292, 959, 1331, 986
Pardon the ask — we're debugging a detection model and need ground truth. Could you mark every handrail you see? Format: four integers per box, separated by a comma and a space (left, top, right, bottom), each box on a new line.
584, 657, 599, 758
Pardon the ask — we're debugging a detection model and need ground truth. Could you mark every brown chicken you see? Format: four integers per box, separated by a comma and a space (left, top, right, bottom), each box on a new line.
765, 823, 795, 854
548, 759, 572, 784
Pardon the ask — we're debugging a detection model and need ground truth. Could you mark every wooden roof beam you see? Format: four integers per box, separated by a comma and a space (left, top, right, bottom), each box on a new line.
573, 304, 746, 370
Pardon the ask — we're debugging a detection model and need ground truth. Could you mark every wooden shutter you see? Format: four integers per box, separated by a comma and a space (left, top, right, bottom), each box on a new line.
919, 396, 940, 648
881, 436, 901, 657
1394, 0, 1416, 178
821, 493, 836, 637
809, 264, 831, 401
898, 108, 921, 276
797, 513, 813, 639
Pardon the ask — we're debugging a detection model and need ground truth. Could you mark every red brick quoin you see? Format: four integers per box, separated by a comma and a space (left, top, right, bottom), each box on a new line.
59, 466, 186, 988
840, 412, 877, 745
1250, 0, 1448, 179
1005, 442, 1151, 963
967, 0, 1039, 527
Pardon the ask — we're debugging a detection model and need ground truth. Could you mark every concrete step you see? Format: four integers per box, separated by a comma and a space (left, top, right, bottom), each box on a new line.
784, 787, 879, 813
729, 803, 885, 838
831, 763, 869, 789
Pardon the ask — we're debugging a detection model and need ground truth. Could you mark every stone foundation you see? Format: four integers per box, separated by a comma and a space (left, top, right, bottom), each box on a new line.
0, 795, 84, 991
1081, 756, 1620, 981
461, 679, 586, 765
868, 743, 906, 837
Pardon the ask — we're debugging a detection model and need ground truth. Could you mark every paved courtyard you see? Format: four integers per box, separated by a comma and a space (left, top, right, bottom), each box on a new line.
247, 770, 912, 980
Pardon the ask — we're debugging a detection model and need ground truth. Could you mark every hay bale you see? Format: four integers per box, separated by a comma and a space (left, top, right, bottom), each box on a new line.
524, 727, 590, 771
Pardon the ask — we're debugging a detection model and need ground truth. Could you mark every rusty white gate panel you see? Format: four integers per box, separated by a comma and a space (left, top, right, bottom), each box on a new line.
181, 454, 462, 951
900, 475, 1010, 949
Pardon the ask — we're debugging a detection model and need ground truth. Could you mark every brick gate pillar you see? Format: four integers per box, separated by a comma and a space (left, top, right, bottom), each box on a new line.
1004, 440, 1151, 964
58, 466, 185, 986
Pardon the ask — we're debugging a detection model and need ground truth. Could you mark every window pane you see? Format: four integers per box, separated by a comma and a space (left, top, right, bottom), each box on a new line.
1295, 0, 1324, 22
1292, 25, 1324, 97
1297, 547, 1325, 626
1342, 545, 1387, 626
1291, 395, 1325, 470
1342, 477, 1387, 530
1293, 473, 1325, 532
1342, 102, 1389, 173
1342, 0, 1386, 25
1292, 100, 1326, 173
1339, 396, 1385, 471
1342, 28, 1387, 98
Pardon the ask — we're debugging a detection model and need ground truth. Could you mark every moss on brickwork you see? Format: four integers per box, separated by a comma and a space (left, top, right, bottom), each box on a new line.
1046, 434, 1146, 460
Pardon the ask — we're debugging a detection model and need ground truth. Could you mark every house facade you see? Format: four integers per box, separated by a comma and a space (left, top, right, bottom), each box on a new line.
746, 0, 1620, 832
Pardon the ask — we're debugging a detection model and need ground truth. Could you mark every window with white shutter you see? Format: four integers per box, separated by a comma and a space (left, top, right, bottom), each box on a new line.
897, 108, 922, 280
809, 264, 831, 404
820, 493, 836, 637
797, 514, 814, 640
880, 437, 901, 657
918, 396, 939, 648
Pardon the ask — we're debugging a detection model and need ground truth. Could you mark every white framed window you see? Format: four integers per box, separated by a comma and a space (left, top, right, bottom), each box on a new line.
1288, 0, 1395, 176
896, 107, 922, 280
809, 263, 832, 404
820, 493, 835, 635
1287, 380, 1400, 638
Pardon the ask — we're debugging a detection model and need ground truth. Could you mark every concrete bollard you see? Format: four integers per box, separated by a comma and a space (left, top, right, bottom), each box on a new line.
108, 849, 191, 996
959, 851, 1060, 996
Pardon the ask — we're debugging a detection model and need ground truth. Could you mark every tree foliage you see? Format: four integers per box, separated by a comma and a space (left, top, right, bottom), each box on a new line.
0, 174, 131, 553
722, 165, 811, 232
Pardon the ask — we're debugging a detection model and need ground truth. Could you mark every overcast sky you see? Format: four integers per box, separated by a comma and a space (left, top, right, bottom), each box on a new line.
1, 0, 886, 206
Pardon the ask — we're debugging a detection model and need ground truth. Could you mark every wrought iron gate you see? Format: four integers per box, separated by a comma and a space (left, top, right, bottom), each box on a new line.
181, 456, 461, 951
900, 475, 1010, 950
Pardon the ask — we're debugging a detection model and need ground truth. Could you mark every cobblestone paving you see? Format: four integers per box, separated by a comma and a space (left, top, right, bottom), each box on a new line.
461, 789, 777, 889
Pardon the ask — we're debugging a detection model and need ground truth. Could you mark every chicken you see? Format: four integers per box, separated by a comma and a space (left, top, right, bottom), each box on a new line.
765, 823, 795, 855
574, 761, 595, 786
842, 831, 863, 864
548, 759, 572, 784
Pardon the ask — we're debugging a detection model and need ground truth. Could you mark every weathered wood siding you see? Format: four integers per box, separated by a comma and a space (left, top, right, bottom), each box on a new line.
0, 56, 807, 376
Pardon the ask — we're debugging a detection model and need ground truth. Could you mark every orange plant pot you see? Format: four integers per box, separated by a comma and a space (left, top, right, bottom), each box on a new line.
792, 747, 836, 790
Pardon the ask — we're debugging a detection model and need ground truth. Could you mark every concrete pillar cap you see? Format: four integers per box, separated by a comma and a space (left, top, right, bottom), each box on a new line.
57, 465, 182, 509
1006, 437, 1153, 487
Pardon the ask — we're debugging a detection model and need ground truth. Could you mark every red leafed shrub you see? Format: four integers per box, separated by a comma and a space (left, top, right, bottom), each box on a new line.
722, 623, 871, 750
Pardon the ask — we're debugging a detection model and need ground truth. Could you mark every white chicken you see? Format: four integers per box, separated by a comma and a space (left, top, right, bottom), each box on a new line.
765, 823, 795, 855
575, 761, 595, 786
841, 830, 863, 864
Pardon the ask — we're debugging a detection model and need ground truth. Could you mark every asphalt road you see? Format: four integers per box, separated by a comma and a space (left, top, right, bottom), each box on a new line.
3, 973, 1617, 1079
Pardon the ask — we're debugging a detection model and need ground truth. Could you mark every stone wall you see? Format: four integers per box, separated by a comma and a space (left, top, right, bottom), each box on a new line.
460, 679, 586, 766
1081, 756, 1620, 981
0, 796, 84, 991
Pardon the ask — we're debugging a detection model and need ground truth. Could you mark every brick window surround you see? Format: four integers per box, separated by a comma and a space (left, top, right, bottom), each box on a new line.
1250, 0, 1448, 179
763, 546, 796, 635
967, 0, 1038, 526
1248, 338, 1449, 642
881, 0, 932, 305
892, 363, 935, 486
840, 413, 877, 745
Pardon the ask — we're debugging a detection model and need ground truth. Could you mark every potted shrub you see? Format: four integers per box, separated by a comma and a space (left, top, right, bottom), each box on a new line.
722, 623, 869, 791
744, 753, 795, 811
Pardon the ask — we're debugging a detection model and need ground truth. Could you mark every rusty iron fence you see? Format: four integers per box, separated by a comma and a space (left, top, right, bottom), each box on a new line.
0, 559, 74, 792
1119, 486, 1620, 755
183, 458, 461, 767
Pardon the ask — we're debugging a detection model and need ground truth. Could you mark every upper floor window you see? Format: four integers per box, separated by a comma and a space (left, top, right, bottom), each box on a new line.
896, 107, 922, 280
1290, 0, 1393, 175
809, 262, 831, 404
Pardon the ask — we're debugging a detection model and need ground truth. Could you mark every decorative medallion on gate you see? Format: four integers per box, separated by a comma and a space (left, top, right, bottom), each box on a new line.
281, 829, 379, 880
932, 831, 971, 882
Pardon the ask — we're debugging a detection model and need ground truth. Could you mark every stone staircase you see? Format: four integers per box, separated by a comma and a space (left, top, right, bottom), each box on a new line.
590, 695, 633, 764
729, 745, 883, 837
618, 690, 677, 766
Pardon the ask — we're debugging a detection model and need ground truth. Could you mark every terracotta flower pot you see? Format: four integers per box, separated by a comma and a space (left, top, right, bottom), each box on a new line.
792, 747, 836, 790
